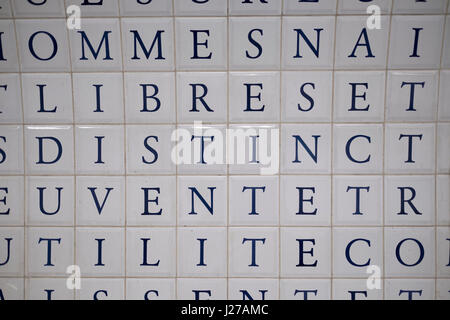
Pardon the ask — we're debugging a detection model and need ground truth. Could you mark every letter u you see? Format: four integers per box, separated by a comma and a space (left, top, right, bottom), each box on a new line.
38, 187, 63, 215
0, 238, 12, 266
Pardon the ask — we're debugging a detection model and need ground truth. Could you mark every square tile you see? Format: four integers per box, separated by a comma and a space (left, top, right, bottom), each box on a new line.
16, 19, 70, 72
335, 15, 390, 69
25, 125, 74, 175
22, 73, 73, 124
69, 18, 122, 71
385, 124, 436, 174
124, 72, 176, 124
119, 0, 173, 16
386, 71, 438, 122
0, 73, 23, 124
0, 176, 24, 226
384, 175, 435, 226
121, 18, 174, 71
175, 17, 227, 71
75, 125, 125, 174
229, 17, 280, 70
389, 15, 445, 69
0, 20, 18, 72
281, 71, 332, 122
73, 73, 124, 123
282, 16, 335, 70
0, 125, 23, 174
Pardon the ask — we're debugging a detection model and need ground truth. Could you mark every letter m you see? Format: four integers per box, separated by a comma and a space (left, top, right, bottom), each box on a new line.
78, 31, 113, 61
130, 30, 165, 60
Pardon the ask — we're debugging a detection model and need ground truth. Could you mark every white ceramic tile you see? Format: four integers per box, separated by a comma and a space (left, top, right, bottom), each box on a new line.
281, 124, 332, 174
335, 15, 390, 69
69, 18, 122, 71
386, 71, 438, 122
76, 228, 124, 277
126, 278, 176, 300
229, 0, 282, 15
0, 278, 24, 300
385, 279, 435, 300
124, 72, 176, 124
437, 279, 450, 300
384, 175, 435, 226
26, 176, 74, 226
177, 278, 227, 300
73, 73, 124, 123
175, 17, 227, 71
119, 0, 173, 16
75, 125, 124, 174
389, 15, 445, 69
228, 278, 279, 300
177, 72, 227, 123
229, 176, 278, 226
22, 73, 73, 124
282, 16, 335, 70
332, 278, 383, 300
26, 227, 74, 277
437, 227, 450, 278
437, 123, 450, 174
333, 175, 383, 226
126, 176, 176, 227
0, 74, 23, 124
229, 227, 279, 277
437, 175, 450, 226
229, 72, 280, 122
0, 227, 24, 276
177, 227, 227, 277
178, 176, 227, 226
333, 227, 383, 278
384, 227, 435, 277
121, 18, 174, 71
333, 124, 383, 174
229, 17, 280, 70
176, 125, 227, 175
0, 176, 24, 226
66, 0, 119, 17
76, 176, 125, 226
438, 70, 450, 121
26, 278, 74, 300
280, 227, 331, 277
0, 0, 12, 18
174, 0, 227, 16
227, 124, 280, 174
126, 227, 176, 277
0, 125, 23, 174
334, 71, 385, 123
0, 20, 18, 72
280, 279, 331, 300
16, 19, 70, 72
75, 278, 124, 300
392, 0, 447, 14
384, 123, 436, 174
25, 125, 74, 175
13, 0, 65, 17
338, 0, 392, 14
126, 125, 176, 174
283, 0, 337, 15
281, 71, 332, 122
442, 15, 450, 68
280, 175, 331, 226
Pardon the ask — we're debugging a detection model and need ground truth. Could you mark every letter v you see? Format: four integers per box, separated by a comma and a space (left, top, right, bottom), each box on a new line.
88, 187, 113, 215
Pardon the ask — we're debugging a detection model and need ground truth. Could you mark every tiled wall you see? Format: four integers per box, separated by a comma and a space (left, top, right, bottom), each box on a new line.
0, 0, 449, 300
